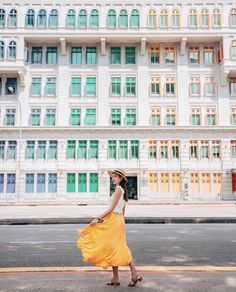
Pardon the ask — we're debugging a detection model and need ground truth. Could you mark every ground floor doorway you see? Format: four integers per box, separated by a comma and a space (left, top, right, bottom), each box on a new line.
110, 175, 138, 200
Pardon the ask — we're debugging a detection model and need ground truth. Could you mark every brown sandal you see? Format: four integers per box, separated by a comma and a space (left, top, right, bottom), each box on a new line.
128, 275, 143, 287
106, 279, 121, 286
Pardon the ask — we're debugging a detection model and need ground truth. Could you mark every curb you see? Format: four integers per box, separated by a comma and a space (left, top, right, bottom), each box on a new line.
1, 266, 236, 273
0, 217, 236, 225
0, 202, 236, 206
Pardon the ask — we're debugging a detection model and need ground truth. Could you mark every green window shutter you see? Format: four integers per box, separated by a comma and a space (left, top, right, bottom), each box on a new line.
31, 109, 41, 126
78, 173, 87, 192
126, 108, 136, 125
118, 9, 128, 27
149, 146, 157, 159
78, 140, 87, 159
37, 173, 46, 193
66, 140, 76, 159
125, 47, 136, 64
130, 10, 139, 27
85, 108, 96, 125
110, 77, 121, 95
207, 115, 215, 125
71, 47, 82, 64
90, 9, 99, 27
7, 141, 16, 159
70, 77, 81, 96
110, 47, 121, 64
46, 47, 57, 64
151, 114, 160, 126
89, 173, 98, 192
151, 82, 160, 94
67, 173, 75, 192
86, 47, 96, 64
45, 77, 56, 96
66, 9, 76, 28
125, 77, 136, 95
48, 140, 57, 159
89, 140, 98, 159
25, 173, 34, 193
111, 108, 121, 125
119, 140, 128, 159
85, 77, 96, 96
70, 108, 81, 126
108, 140, 117, 159
25, 141, 35, 159
130, 140, 139, 159
166, 115, 175, 125
45, 109, 56, 126
107, 9, 116, 28
78, 9, 87, 27
31, 77, 41, 96
5, 109, 15, 126
9, 10, 17, 27
31, 47, 42, 64
37, 141, 46, 159
48, 9, 58, 28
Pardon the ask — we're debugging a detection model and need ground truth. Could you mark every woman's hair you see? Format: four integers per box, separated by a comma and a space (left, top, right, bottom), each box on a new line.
119, 176, 129, 202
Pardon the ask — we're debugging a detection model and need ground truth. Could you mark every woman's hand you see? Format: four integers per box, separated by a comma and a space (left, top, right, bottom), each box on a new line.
89, 218, 99, 226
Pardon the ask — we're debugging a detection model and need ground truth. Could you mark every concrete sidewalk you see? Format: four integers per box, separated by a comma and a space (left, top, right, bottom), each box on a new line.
0, 269, 236, 292
0, 203, 235, 224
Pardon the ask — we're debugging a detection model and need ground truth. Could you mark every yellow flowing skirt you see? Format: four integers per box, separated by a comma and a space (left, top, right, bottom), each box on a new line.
77, 212, 133, 269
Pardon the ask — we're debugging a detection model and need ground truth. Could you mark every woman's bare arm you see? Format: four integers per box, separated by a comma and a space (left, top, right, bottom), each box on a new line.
98, 188, 122, 220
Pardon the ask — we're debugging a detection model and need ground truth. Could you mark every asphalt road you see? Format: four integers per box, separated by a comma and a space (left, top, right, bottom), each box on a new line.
0, 223, 236, 268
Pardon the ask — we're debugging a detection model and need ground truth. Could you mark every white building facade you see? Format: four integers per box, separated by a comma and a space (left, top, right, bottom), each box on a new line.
0, 0, 236, 203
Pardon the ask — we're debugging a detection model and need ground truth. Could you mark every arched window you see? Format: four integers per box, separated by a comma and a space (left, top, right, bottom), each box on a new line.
231, 40, 236, 59
107, 9, 116, 28
212, 8, 221, 28
201, 8, 209, 28
230, 8, 236, 27
37, 9, 46, 27
148, 9, 157, 28
189, 9, 197, 28
160, 9, 168, 27
25, 9, 35, 27
48, 9, 58, 27
0, 41, 5, 60
8, 41, 16, 59
130, 9, 139, 27
118, 9, 128, 27
0, 9, 5, 28
66, 9, 75, 28
90, 9, 99, 27
8, 9, 17, 27
78, 9, 87, 27
172, 9, 180, 27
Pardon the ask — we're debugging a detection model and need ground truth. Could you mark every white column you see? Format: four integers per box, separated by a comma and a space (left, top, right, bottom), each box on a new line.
57, 43, 69, 126
177, 44, 189, 126
97, 42, 109, 126
137, 42, 149, 126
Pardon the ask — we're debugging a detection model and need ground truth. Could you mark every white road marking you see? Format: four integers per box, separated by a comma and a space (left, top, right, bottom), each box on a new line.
9, 240, 76, 244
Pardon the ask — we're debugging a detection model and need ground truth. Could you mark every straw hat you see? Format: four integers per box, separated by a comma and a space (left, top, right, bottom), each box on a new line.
108, 169, 128, 183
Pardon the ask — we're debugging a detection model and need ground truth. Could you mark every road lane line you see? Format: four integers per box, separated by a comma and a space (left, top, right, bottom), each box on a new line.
9, 241, 75, 244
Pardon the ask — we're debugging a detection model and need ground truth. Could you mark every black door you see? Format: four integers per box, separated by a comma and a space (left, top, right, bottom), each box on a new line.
127, 176, 138, 200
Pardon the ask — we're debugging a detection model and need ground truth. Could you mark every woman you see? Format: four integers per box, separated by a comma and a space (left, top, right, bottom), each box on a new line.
77, 168, 143, 287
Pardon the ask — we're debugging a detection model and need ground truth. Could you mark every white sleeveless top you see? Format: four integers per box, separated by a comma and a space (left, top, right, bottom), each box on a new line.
108, 185, 126, 213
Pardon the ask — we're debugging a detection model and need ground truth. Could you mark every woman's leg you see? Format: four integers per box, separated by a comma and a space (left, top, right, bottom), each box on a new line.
128, 260, 139, 279
112, 266, 119, 281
